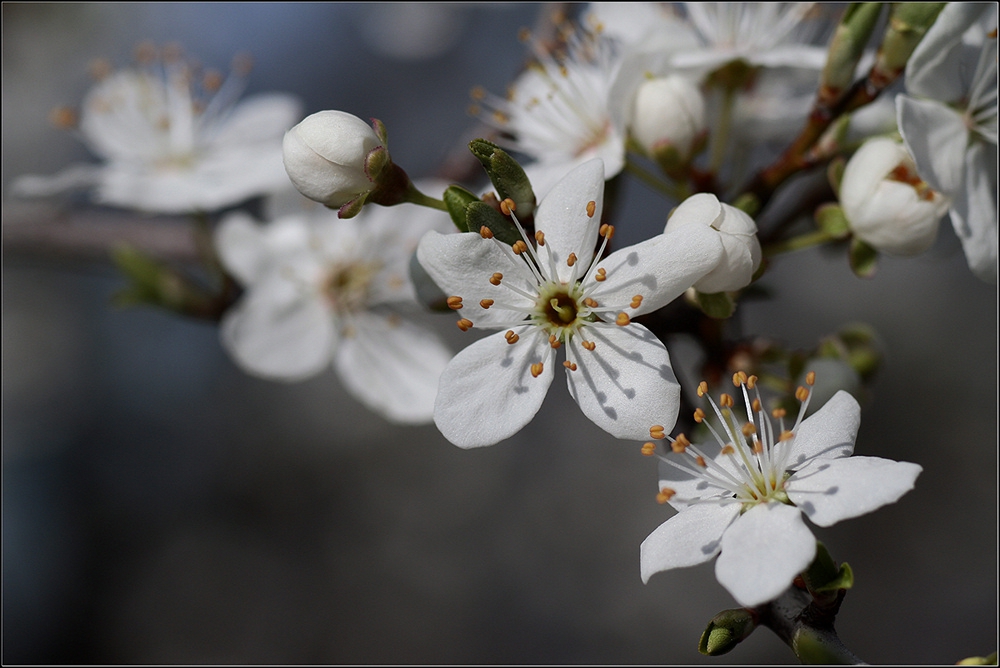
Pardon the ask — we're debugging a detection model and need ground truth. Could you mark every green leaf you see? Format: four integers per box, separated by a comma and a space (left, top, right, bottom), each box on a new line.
468, 138, 536, 217
466, 201, 522, 247
442, 185, 480, 232
695, 291, 735, 319
815, 202, 850, 239
849, 237, 878, 278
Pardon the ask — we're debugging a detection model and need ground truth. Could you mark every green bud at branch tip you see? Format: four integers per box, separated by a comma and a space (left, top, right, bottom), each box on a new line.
698, 608, 758, 656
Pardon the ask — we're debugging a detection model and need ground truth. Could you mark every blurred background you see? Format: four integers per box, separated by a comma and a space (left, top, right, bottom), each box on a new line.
2, 3, 996, 664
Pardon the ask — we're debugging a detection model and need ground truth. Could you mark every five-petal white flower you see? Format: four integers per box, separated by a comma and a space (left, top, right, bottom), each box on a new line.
416, 159, 724, 448
215, 189, 454, 424
896, 3, 999, 283
640, 374, 921, 608
12, 47, 301, 214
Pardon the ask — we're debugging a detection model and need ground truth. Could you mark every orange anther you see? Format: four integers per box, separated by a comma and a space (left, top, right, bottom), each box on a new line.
586, 200, 597, 218
480, 226, 494, 239
480, 299, 494, 309
530, 362, 544, 378
490, 272, 503, 286
457, 318, 473, 331
446, 296, 463, 310
615, 312, 631, 326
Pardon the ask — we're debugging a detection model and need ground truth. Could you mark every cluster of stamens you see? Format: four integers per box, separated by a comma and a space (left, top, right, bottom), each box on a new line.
643, 371, 817, 509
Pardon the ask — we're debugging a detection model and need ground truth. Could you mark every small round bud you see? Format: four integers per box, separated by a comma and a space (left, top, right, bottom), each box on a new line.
631, 75, 706, 166
839, 137, 951, 255
282, 110, 384, 208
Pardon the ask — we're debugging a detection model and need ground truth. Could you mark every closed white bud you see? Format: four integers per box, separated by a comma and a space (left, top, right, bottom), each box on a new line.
840, 137, 951, 255
666, 193, 761, 294
631, 75, 706, 161
282, 110, 384, 208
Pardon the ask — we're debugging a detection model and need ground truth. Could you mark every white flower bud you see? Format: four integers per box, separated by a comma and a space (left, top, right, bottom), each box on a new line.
631, 75, 706, 161
840, 137, 951, 255
666, 193, 761, 293
282, 110, 383, 208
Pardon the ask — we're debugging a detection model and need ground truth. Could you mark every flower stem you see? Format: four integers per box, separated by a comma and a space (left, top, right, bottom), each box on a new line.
402, 184, 448, 211
764, 230, 837, 258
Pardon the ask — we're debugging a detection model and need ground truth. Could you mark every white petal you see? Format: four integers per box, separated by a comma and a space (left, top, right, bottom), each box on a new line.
640, 503, 740, 583
657, 448, 734, 511
334, 312, 453, 424
784, 390, 860, 468
9, 163, 103, 199
787, 456, 922, 527
951, 141, 999, 284
905, 2, 992, 102
416, 230, 535, 328
220, 275, 334, 381
534, 158, 605, 283
209, 93, 302, 147
433, 328, 555, 448
566, 322, 680, 440
586, 222, 723, 317
897, 95, 968, 196
715, 503, 816, 607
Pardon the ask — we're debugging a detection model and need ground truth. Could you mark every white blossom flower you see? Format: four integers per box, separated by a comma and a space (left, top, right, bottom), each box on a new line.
12, 45, 301, 214
214, 186, 454, 424
282, 110, 384, 208
416, 159, 724, 448
663, 193, 761, 293
896, 3, 998, 282
840, 137, 951, 255
470, 25, 631, 197
631, 74, 707, 163
640, 373, 921, 608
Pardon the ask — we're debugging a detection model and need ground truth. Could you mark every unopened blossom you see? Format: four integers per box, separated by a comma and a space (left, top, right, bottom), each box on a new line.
416, 159, 724, 448
640, 372, 921, 607
469, 24, 630, 197
664, 193, 760, 293
282, 110, 385, 209
896, 3, 998, 282
12, 44, 301, 214
215, 186, 454, 424
631, 74, 707, 166
840, 137, 951, 255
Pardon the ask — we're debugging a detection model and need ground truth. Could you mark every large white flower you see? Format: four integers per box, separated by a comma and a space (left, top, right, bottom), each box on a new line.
12, 45, 302, 214
896, 3, 999, 283
215, 187, 454, 424
416, 159, 724, 448
640, 373, 921, 607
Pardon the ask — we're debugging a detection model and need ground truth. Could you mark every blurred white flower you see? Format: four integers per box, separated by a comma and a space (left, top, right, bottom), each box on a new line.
12, 45, 301, 214
282, 110, 384, 209
214, 185, 454, 424
641, 374, 921, 608
664, 193, 761, 293
896, 3, 999, 282
840, 137, 951, 255
416, 159, 724, 448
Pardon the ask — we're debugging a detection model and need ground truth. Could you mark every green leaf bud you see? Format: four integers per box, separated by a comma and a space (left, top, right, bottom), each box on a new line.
442, 185, 481, 232
466, 200, 522, 247
849, 237, 878, 278
820, 3, 885, 106
468, 138, 536, 218
698, 608, 758, 656
815, 203, 851, 240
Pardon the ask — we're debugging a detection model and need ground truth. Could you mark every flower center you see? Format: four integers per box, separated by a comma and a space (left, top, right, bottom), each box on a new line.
322, 261, 379, 313
533, 281, 590, 340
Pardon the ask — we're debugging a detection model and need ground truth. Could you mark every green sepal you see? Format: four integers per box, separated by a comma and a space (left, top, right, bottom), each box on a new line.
466, 200, 522, 247
849, 237, 878, 278
827, 156, 846, 195
337, 194, 367, 219
364, 145, 391, 182
468, 138, 536, 218
802, 542, 854, 596
815, 203, 850, 240
371, 117, 389, 146
695, 291, 736, 319
110, 243, 209, 314
698, 608, 758, 656
442, 185, 481, 232
732, 192, 761, 218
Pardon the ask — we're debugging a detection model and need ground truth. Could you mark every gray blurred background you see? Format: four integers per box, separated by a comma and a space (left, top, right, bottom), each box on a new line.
2, 3, 996, 664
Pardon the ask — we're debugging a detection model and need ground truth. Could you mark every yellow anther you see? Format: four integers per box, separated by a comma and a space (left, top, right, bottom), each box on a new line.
671, 433, 690, 453
693, 408, 706, 423
583, 298, 598, 308
695, 455, 707, 467
641, 442, 656, 456
733, 371, 746, 386
741, 422, 757, 437
599, 223, 615, 239
566, 253, 578, 267
563, 360, 578, 371
656, 488, 676, 504
753, 441, 764, 454
500, 198, 516, 215
581, 340, 596, 351
795, 386, 810, 402
595, 268, 607, 282
480, 299, 494, 309
751, 398, 761, 413
650, 425, 666, 440
49, 107, 78, 130
719, 393, 734, 408
721, 444, 735, 455
615, 312, 631, 326
559, 65, 569, 78
470, 86, 486, 100
534, 230, 545, 246
480, 226, 494, 239
489, 272, 503, 286
202, 69, 224, 92
697, 381, 708, 397
586, 200, 597, 218
779, 430, 795, 441
512, 240, 528, 255
549, 335, 562, 349
88, 58, 113, 80
630, 295, 643, 309
530, 362, 544, 378
446, 296, 464, 310
772, 407, 787, 419
493, 110, 509, 124
747, 375, 758, 389
806, 371, 816, 386
457, 318, 473, 332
